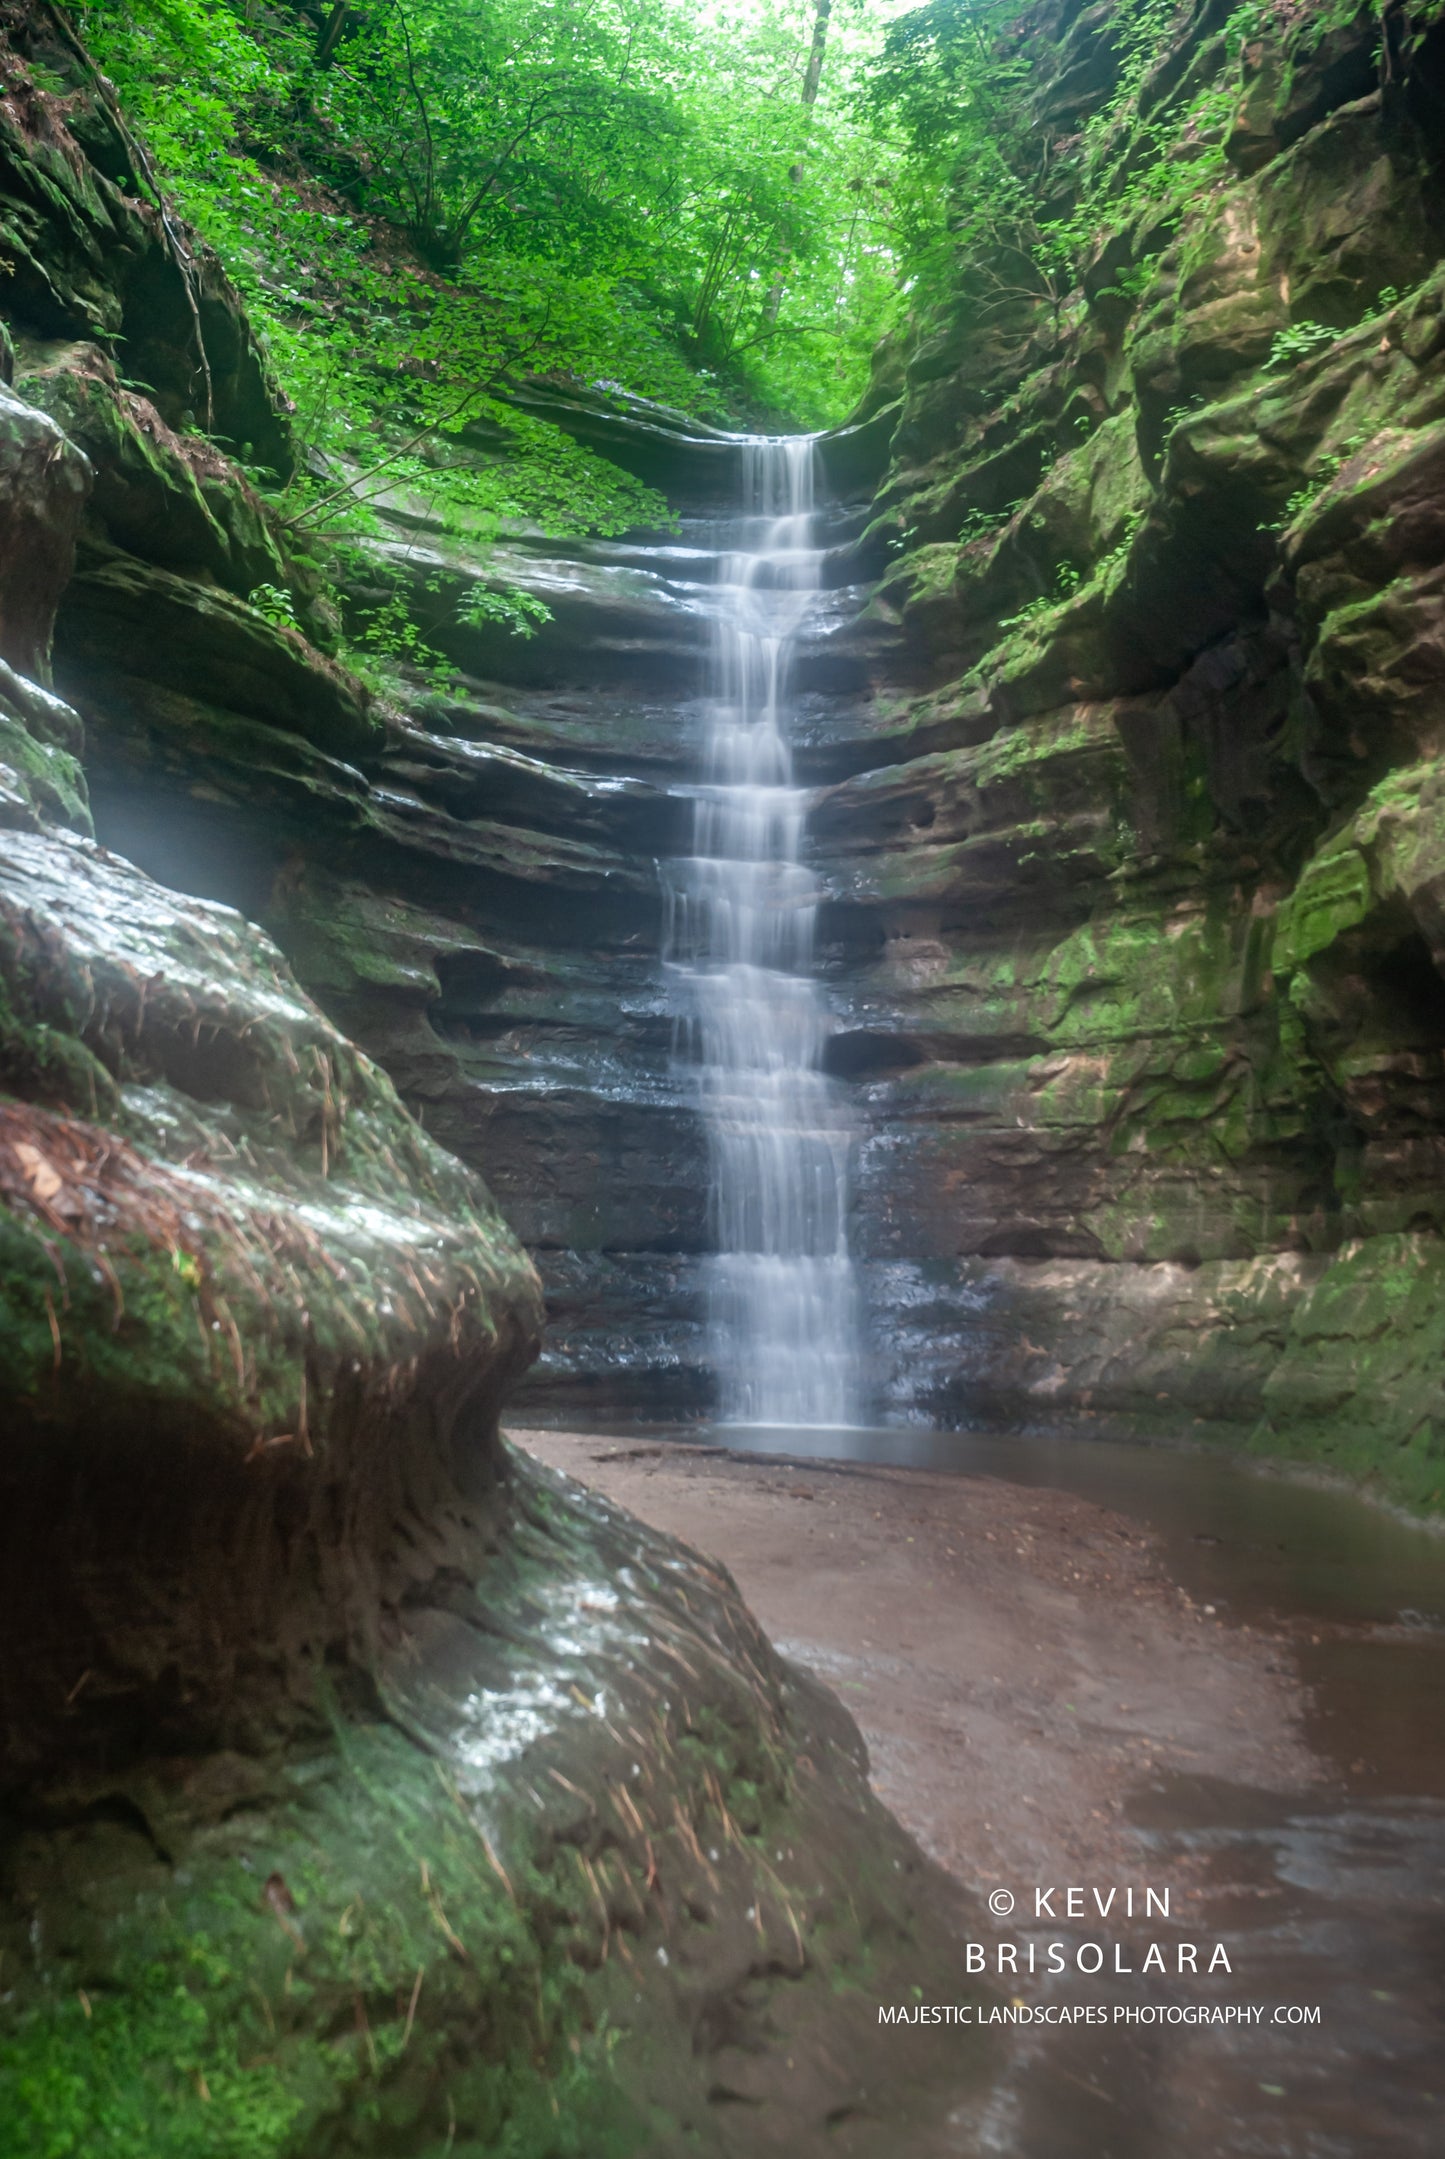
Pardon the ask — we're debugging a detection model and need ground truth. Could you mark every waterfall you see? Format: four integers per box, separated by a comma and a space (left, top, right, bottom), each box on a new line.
665, 437, 859, 1427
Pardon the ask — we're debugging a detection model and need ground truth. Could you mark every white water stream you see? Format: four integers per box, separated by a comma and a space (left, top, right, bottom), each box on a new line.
665, 437, 859, 1426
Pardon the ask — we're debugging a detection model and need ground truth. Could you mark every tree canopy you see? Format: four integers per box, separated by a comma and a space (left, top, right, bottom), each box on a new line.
78, 0, 914, 440
88, 0, 1324, 672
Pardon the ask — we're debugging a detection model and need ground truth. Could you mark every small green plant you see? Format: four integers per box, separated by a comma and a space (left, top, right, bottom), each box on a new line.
455, 586, 553, 640
1268, 320, 1339, 367
1161, 396, 1206, 437
1095, 512, 1145, 582
347, 583, 453, 689
247, 581, 300, 631
25, 58, 73, 96
1265, 427, 1372, 531
1094, 254, 1162, 305
999, 556, 1084, 629
958, 499, 1023, 544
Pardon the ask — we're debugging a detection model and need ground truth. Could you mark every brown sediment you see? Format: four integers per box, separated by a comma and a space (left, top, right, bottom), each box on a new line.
513, 1433, 1321, 1895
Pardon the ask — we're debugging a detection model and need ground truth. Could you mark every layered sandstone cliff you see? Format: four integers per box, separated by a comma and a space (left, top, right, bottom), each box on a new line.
833, 0, 1445, 1503
11, 0, 1445, 1507
0, 13, 973, 2151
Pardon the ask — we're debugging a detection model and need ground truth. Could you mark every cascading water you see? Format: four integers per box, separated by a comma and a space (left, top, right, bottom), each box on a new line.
664, 437, 859, 1427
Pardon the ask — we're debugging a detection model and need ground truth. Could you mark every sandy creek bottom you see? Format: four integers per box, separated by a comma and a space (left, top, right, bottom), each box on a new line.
514, 1424, 1445, 2159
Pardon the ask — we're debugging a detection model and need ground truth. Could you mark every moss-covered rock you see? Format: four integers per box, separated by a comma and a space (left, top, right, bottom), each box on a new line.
15, 338, 288, 599
0, 1445, 985, 2157
0, 381, 91, 682
0, 659, 91, 835
1255, 1232, 1445, 1507
56, 548, 380, 765
0, 817, 545, 1776
0, 12, 292, 472
816, 0, 1445, 1502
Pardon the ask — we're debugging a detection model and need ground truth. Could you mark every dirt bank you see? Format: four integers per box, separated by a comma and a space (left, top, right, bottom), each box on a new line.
511, 1432, 1320, 1898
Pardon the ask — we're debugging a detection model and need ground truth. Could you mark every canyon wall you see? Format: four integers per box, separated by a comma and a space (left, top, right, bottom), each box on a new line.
0, 13, 972, 2151
835, 0, 1445, 1506
11, 0, 1445, 1514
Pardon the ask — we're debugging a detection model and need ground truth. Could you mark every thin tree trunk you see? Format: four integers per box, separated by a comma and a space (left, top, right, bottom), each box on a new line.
799, 0, 832, 112
761, 0, 832, 329
317, 3, 350, 68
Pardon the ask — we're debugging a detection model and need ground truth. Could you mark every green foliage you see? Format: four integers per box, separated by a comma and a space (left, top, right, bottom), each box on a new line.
457, 586, 552, 639
859, 0, 1341, 327
1266, 426, 1371, 532
999, 555, 1084, 629
958, 497, 1024, 543
1095, 254, 1163, 303
861, 0, 1058, 305
1268, 319, 1339, 367
247, 580, 300, 629
80, 0, 903, 435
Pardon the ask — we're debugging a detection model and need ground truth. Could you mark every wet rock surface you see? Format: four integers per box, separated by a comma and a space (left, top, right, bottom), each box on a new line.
0, 11, 1001, 2151
0, 817, 543, 1773
1, 1441, 989, 2157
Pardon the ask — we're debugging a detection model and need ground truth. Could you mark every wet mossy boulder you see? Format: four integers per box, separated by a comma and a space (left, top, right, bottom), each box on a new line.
0, 817, 544, 1777
15, 339, 288, 599
0, 1448, 987, 2159
0, 658, 91, 835
55, 548, 380, 765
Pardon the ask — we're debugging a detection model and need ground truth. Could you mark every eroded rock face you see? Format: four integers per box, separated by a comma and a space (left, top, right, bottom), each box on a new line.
0, 7, 290, 471
17, 337, 288, 597
0, 819, 543, 1776
0, 17, 988, 2151
0, 380, 91, 682
819, 1, 1445, 1504
39, 0, 1445, 1510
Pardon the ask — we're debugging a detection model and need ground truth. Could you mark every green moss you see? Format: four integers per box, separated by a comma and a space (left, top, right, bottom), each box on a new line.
973, 708, 1106, 789
1253, 1233, 1445, 1514
0, 1724, 646, 2159
0, 708, 92, 834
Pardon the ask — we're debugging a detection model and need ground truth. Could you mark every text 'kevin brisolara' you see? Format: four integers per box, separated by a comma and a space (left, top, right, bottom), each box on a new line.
879, 2004, 1323, 2027
961, 1937, 1232, 1974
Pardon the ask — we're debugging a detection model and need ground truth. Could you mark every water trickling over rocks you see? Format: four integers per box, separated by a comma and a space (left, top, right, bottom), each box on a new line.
665, 439, 859, 1427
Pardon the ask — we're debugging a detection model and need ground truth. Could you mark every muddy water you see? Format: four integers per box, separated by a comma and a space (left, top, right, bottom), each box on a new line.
536, 1421, 1445, 2156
